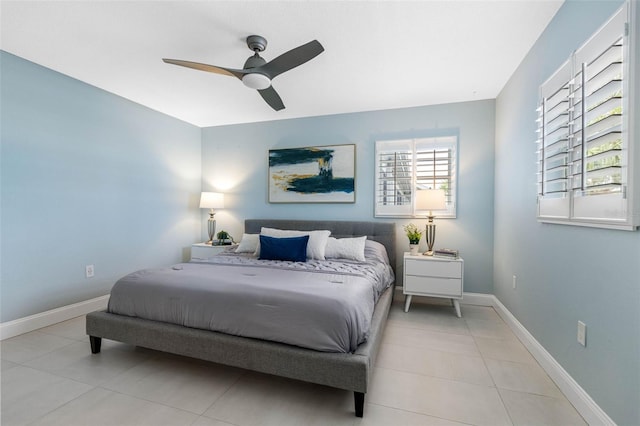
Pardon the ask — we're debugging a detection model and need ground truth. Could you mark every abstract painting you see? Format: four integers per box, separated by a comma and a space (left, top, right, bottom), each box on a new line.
268, 144, 355, 203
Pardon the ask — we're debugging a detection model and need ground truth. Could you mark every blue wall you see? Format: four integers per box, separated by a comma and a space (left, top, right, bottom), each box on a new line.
201, 100, 496, 293
0, 52, 202, 322
494, 1, 639, 424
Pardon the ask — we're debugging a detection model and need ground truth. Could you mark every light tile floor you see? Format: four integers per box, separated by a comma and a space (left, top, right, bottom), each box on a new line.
1, 297, 587, 426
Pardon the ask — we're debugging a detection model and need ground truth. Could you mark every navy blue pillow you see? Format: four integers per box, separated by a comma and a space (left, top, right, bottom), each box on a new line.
259, 235, 309, 262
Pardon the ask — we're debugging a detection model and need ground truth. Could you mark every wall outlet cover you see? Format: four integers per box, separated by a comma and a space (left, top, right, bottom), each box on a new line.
577, 320, 586, 346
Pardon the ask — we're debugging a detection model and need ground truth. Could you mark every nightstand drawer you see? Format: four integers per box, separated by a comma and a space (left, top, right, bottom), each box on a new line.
405, 258, 461, 278
191, 243, 231, 260
404, 275, 462, 297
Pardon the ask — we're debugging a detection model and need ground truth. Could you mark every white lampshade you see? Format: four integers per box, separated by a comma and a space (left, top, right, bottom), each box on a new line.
199, 192, 224, 209
416, 189, 446, 212
242, 73, 271, 90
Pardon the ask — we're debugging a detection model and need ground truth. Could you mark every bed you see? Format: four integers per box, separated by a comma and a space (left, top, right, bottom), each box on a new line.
86, 219, 396, 417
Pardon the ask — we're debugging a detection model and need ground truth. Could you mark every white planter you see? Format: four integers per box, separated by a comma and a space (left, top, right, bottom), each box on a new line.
409, 244, 420, 255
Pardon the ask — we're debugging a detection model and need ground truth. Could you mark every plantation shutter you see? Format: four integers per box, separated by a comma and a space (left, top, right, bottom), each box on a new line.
572, 6, 627, 221
536, 4, 634, 229
375, 137, 457, 218
537, 60, 572, 219
375, 139, 413, 216
415, 137, 456, 217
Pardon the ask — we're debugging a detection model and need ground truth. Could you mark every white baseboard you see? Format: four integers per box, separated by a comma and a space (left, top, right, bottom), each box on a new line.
492, 296, 615, 426
0, 295, 109, 341
461, 292, 494, 306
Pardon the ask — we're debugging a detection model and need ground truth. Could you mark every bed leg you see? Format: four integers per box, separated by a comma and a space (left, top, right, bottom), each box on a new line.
354, 392, 364, 417
90, 336, 102, 354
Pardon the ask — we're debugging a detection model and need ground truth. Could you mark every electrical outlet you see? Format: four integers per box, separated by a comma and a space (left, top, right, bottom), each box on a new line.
577, 321, 586, 346
85, 264, 95, 278
512, 275, 517, 289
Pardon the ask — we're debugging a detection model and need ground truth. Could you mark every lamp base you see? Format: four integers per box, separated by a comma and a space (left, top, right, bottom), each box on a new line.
207, 214, 216, 245
425, 221, 436, 256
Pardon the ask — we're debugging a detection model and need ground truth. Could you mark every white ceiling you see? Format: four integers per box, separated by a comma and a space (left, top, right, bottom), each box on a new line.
1, 1, 563, 128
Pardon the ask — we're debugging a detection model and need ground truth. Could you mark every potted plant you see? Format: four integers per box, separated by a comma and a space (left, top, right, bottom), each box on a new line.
403, 223, 422, 255
215, 230, 234, 245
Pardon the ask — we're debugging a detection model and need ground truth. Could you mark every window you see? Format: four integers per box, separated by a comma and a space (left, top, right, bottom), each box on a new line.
536, 3, 637, 230
375, 137, 457, 218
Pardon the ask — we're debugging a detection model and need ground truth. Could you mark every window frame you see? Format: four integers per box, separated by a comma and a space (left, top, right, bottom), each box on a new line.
374, 136, 458, 218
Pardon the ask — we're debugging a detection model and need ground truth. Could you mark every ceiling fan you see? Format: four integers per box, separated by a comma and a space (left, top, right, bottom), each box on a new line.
163, 35, 324, 111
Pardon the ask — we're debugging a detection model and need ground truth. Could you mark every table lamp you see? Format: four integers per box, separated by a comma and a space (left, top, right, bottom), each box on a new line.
199, 192, 224, 245
416, 189, 446, 255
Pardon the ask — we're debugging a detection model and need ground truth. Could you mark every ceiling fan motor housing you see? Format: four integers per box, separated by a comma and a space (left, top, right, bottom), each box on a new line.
243, 54, 267, 70
246, 35, 267, 52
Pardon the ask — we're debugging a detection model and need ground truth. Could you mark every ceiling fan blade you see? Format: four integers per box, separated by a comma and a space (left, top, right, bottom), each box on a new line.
162, 58, 246, 80
258, 86, 285, 111
258, 40, 324, 79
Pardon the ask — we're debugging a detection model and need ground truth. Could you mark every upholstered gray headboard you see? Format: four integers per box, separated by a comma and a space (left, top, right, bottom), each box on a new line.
245, 219, 396, 274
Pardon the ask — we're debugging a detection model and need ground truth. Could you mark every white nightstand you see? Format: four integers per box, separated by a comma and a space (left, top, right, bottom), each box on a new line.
403, 253, 464, 317
190, 243, 233, 261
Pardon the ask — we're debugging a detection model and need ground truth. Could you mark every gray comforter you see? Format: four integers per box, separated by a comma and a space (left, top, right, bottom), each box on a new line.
107, 246, 394, 353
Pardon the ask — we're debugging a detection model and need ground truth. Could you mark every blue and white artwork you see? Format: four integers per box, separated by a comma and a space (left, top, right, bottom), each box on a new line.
269, 144, 355, 203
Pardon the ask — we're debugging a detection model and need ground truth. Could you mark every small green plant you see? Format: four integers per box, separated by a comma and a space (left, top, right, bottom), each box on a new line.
216, 230, 235, 245
403, 223, 422, 244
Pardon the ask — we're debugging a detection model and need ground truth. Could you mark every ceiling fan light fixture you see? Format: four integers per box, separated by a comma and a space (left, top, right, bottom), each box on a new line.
242, 73, 271, 90
163, 36, 323, 110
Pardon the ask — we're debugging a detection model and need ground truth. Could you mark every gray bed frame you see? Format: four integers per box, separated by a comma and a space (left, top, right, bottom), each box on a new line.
86, 219, 396, 417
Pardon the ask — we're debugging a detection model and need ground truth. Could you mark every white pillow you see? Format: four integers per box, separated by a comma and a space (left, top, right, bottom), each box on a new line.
235, 233, 260, 254
260, 227, 331, 260
325, 236, 367, 262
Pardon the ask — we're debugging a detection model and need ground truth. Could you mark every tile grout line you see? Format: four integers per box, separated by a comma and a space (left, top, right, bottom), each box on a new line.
468, 306, 584, 423
15, 366, 97, 426
198, 368, 249, 421
469, 316, 517, 426
1, 331, 79, 366
94, 385, 203, 418
373, 363, 497, 391
366, 401, 478, 426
